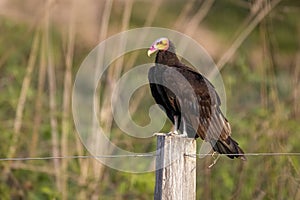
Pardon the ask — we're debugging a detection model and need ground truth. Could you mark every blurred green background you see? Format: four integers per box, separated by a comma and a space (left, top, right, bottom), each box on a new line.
0, 0, 300, 199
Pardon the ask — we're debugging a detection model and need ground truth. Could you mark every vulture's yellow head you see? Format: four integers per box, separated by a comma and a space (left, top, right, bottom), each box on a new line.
147, 37, 170, 57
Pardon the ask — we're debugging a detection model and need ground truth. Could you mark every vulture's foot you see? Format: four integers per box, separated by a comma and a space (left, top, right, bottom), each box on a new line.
178, 131, 188, 138
208, 152, 220, 168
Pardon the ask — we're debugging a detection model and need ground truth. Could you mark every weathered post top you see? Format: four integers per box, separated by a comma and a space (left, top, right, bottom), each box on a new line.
154, 134, 196, 200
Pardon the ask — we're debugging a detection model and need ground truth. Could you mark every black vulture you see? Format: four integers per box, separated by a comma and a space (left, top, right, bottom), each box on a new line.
148, 37, 245, 160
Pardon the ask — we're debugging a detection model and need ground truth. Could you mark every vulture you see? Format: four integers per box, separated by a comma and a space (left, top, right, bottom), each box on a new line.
148, 37, 245, 160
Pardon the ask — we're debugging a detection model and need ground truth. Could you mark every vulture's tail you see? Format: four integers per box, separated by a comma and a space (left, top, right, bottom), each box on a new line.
211, 137, 246, 161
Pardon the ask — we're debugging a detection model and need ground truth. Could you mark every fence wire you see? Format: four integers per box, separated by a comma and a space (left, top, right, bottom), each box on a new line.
1, 152, 300, 161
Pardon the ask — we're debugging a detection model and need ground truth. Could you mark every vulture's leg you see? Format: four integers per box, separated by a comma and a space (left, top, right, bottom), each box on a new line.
173, 115, 179, 135
181, 117, 188, 137
208, 152, 220, 168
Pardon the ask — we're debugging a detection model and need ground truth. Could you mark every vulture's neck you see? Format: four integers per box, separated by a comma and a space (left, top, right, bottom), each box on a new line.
155, 50, 181, 66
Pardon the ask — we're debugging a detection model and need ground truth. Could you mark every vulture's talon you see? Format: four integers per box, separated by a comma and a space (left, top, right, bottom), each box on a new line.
208, 152, 220, 169
179, 132, 188, 138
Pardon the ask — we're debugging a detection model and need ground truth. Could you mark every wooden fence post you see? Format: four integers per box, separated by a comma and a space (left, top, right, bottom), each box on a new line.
154, 134, 196, 200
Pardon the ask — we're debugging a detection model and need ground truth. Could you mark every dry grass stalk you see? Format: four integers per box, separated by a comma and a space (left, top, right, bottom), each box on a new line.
77, 1, 114, 199
98, 0, 114, 43
30, 30, 47, 157
87, 1, 135, 198
183, 0, 214, 35
45, 0, 61, 191
259, 21, 269, 109
292, 52, 300, 118
177, 0, 215, 53
173, 0, 196, 29
265, 27, 281, 116
61, 2, 76, 199
212, 0, 282, 78
143, 0, 163, 27
259, 16, 282, 119
124, 0, 163, 71
4, 29, 40, 178
100, 0, 133, 135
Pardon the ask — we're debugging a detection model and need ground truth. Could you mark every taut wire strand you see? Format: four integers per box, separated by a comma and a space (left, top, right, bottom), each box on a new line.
1, 152, 300, 161
185, 152, 300, 158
